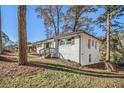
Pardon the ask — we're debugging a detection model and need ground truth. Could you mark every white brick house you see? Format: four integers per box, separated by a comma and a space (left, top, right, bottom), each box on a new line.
36, 31, 100, 66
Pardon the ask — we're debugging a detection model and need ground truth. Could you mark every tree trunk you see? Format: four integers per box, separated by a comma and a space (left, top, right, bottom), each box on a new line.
54, 39, 59, 57
54, 6, 60, 58
73, 20, 77, 32
18, 5, 27, 65
57, 10, 59, 35
0, 6, 2, 54
105, 13, 115, 71
106, 13, 110, 62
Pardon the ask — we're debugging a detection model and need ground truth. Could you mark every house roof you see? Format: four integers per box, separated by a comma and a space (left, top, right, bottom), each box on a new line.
33, 31, 101, 44
33, 37, 54, 44
55, 31, 101, 41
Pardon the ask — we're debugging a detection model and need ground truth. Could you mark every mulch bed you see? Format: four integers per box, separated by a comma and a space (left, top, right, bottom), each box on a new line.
84, 62, 106, 70
84, 62, 124, 70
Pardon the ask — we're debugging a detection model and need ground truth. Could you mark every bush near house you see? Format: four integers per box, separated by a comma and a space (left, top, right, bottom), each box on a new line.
100, 34, 124, 64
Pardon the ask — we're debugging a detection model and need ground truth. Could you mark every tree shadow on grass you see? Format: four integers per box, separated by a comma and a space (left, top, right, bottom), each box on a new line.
0, 55, 17, 63
27, 61, 124, 78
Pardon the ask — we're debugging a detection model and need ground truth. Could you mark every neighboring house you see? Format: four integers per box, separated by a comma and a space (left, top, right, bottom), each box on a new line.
36, 31, 100, 66
4, 44, 19, 52
5, 43, 37, 53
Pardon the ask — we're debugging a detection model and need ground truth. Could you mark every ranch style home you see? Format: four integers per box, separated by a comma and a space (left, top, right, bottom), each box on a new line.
36, 31, 100, 66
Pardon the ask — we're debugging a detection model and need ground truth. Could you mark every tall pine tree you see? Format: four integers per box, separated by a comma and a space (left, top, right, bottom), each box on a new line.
18, 5, 28, 65
97, 5, 124, 70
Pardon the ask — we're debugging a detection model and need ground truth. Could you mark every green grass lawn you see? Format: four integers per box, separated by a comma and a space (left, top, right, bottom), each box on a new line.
0, 53, 124, 88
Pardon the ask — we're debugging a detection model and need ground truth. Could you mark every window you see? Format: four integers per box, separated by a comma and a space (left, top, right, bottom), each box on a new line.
66, 37, 75, 45
92, 40, 94, 47
37, 44, 42, 47
88, 39, 91, 49
46, 43, 50, 48
60, 40, 65, 46
89, 54, 91, 62
71, 39, 75, 45
66, 38, 72, 44
95, 41, 97, 49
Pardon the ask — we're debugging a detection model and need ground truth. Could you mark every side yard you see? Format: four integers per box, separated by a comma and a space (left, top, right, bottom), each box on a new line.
0, 52, 124, 88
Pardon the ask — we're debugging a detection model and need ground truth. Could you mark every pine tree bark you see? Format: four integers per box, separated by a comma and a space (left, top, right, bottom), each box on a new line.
106, 13, 110, 62
0, 6, 2, 54
105, 13, 115, 71
18, 5, 27, 65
